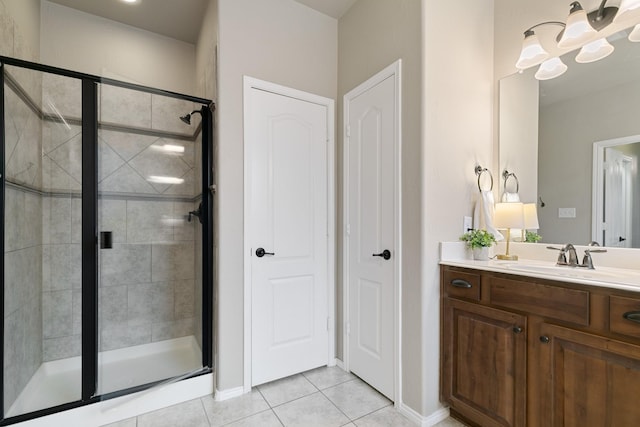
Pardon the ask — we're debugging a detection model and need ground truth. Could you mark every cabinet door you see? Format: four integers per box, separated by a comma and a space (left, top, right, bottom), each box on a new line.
442, 298, 527, 427
539, 323, 640, 427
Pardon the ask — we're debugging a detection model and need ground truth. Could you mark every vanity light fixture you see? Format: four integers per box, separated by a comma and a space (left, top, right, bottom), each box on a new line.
120, 0, 139, 4
614, 0, 640, 23
515, 29, 552, 69
535, 57, 568, 80
629, 24, 640, 41
575, 37, 615, 62
558, 2, 598, 49
494, 202, 525, 261
515, 1, 621, 79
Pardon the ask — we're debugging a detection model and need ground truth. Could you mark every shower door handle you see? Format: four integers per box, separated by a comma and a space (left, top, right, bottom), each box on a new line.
100, 231, 113, 249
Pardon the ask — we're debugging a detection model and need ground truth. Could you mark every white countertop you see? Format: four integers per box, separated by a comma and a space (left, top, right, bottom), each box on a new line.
440, 242, 640, 293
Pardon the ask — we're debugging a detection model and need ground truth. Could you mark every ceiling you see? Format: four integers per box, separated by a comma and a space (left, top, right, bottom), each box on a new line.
46, 0, 209, 44
293, 0, 356, 19
46, 0, 355, 45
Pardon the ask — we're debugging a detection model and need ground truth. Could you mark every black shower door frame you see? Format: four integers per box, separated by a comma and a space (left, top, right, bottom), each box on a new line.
0, 56, 214, 425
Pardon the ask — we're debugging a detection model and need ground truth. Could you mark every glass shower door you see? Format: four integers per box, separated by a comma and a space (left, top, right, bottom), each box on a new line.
96, 83, 204, 394
3, 64, 83, 417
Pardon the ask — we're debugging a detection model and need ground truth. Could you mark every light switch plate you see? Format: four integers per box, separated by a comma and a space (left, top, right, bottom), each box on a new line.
463, 216, 473, 233
558, 207, 576, 218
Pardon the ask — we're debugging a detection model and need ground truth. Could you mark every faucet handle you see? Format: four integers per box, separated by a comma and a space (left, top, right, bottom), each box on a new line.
547, 246, 567, 265
582, 248, 607, 269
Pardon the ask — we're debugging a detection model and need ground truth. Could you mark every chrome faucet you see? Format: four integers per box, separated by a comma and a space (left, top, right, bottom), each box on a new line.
547, 244, 607, 269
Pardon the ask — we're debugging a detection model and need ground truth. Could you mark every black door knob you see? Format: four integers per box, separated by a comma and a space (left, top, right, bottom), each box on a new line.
373, 249, 391, 260
513, 326, 523, 334
539, 336, 550, 344
255, 247, 275, 258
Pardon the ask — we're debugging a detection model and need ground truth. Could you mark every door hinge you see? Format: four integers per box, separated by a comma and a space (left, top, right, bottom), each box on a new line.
327, 317, 330, 331
346, 125, 351, 138
346, 322, 350, 336
346, 224, 350, 235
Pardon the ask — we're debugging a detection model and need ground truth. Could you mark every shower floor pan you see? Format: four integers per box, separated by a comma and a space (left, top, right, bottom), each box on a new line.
6, 336, 202, 418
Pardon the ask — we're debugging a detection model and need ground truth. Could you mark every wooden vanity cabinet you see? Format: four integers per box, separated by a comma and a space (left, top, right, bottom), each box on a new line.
538, 323, 640, 427
442, 297, 527, 427
441, 266, 640, 427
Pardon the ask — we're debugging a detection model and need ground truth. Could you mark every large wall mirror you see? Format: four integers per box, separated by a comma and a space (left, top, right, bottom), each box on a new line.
500, 28, 640, 248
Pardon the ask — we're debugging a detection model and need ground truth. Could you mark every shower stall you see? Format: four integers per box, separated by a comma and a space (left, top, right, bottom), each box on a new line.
1, 57, 214, 423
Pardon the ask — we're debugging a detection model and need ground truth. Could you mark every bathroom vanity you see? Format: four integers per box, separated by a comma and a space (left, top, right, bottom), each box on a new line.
440, 260, 640, 427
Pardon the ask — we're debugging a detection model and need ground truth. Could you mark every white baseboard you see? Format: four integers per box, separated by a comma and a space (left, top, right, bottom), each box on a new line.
214, 386, 246, 402
397, 403, 450, 427
335, 359, 345, 370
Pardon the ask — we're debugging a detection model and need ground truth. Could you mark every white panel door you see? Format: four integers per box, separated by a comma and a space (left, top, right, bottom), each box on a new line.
346, 73, 396, 400
247, 87, 329, 386
604, 148, 632, 248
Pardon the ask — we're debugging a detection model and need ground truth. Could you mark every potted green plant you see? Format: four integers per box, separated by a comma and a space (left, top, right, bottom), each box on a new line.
525, 230, 542, 243
460, 229, 496, 260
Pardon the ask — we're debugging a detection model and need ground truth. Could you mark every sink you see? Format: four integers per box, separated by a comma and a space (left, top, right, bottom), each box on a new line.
494, 262, 640, 287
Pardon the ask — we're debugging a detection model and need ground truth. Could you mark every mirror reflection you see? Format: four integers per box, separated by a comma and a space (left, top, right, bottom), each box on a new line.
500, 30, 640, 248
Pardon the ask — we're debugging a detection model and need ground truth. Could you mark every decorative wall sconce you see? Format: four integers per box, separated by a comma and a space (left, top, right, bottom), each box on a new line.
515, 0, 640, 80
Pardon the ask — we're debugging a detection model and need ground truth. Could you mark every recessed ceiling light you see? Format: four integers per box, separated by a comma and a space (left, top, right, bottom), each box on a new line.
120, 0, 139, 4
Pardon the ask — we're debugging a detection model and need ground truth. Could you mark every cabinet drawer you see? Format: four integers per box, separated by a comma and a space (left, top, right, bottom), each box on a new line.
488, 276, 589, 326
442, 269, 480, 301
610, 295, 640, 339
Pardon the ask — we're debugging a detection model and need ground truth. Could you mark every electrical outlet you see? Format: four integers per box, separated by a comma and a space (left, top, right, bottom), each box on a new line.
558, 207, 576, 218
463, 216, 473, 233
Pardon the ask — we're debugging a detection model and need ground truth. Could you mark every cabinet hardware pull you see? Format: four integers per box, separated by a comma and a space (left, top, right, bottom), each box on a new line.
450, 279, 472, 289
513, 326, 523, 334
623, 311, 640, 324
539, 336, 550, 344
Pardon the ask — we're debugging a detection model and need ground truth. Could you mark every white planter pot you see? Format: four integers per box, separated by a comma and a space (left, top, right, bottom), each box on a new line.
472, 247, 489, 261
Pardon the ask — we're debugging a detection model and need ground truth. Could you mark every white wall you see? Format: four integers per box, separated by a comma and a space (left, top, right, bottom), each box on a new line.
421, 0, 494, 417
195, 0, 217, 100
338, 0, 423, 412
216, 0, 337, 391
40, 1, 197, 95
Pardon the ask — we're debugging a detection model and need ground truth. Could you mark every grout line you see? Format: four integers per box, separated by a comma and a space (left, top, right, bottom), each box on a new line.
197, 397, 212, 426
271, 408, 286, 427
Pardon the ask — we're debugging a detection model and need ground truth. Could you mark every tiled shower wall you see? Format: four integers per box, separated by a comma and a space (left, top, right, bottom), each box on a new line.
39, 77, 203, 360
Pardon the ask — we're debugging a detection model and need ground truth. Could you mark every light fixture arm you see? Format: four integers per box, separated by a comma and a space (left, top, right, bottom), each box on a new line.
523, 22, 566, 44
595, 0, 610, 22
523, 21, 565, 37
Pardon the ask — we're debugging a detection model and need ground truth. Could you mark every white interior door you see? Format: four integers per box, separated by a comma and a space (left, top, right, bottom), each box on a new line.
604, 148, 632, 247
246, 84, 329, 386
345, 64, 399, 401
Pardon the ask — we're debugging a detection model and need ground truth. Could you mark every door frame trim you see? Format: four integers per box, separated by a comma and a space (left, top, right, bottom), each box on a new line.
342, 60, 402, 403
242, 76, 336, 392
592, 135, 639, 246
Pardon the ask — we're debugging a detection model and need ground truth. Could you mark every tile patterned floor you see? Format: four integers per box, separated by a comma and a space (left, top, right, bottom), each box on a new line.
102, 366, 467, 427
